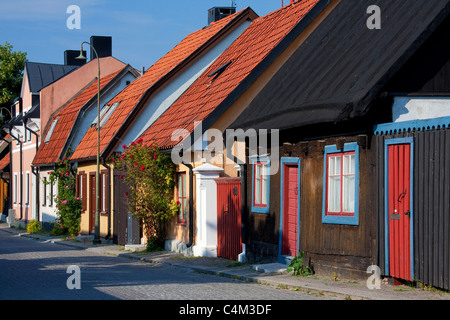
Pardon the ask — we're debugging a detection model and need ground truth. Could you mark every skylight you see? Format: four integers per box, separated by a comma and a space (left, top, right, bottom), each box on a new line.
44, 118, 59, 143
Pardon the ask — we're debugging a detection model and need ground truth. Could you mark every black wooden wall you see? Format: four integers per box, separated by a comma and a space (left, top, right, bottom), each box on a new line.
376, 129, 450, 290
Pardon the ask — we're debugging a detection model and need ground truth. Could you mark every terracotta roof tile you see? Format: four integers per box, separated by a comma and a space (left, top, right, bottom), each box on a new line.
33, 70, 122, 165
0, 152, 10, 171
71, 10, 252, 161
139, 0, 320, 149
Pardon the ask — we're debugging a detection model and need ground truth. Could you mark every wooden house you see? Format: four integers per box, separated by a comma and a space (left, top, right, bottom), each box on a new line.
69, 8, 258, 244
136, 0, 337, 258
229, 0, 450, 287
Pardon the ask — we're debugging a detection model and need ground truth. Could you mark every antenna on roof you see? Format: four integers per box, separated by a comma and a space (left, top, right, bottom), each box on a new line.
231, 0, 236, 8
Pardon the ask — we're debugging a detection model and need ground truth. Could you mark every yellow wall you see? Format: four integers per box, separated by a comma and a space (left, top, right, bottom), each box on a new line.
77, 161, 112, 237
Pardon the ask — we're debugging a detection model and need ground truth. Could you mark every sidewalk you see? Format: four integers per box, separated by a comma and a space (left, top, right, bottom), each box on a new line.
1, 223, 449, 300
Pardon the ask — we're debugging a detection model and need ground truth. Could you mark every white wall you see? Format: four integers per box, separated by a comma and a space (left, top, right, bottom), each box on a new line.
393, 97, 450, 122
116, 20, 252, 151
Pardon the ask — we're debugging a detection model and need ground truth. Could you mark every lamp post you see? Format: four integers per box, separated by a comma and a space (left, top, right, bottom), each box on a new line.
76, 42, 101, 245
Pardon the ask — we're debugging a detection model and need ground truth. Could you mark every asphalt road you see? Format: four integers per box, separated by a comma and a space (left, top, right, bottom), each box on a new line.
0, 229, 325, 302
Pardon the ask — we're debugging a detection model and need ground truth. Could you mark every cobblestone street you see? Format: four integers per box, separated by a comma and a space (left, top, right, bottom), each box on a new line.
0, 229, 324, 301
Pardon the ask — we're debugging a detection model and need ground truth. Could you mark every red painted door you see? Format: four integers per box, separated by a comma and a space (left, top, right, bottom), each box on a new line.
388, 143, 412, 280
216, 178, 242, 261
90, 173, 96, 234
281, 164, 299, 257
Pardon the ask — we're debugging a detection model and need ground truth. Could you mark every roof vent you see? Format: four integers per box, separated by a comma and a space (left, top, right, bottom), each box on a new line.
208, 6, 236, 25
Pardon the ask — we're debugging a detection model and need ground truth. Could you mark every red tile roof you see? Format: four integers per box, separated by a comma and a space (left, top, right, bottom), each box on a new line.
141, 0, 318, 149
0, 152, 10, 171
70, 9, 256, 161
33, 69, 123, 166
138, 0, 320, 149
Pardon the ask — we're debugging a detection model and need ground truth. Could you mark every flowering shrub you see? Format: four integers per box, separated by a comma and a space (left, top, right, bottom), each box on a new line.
114, 139, 179, 251
27, 219, 41, 234
45, 150, 82, 237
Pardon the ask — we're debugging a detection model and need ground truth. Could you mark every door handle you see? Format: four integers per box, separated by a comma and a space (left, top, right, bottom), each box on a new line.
397, 189, 407, 202
404, 210, 410, 217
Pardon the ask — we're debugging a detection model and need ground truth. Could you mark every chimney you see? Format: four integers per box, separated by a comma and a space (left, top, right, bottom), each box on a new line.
89, 36, 112, 60
208, 6, 236, 25
64, 50, 87, 66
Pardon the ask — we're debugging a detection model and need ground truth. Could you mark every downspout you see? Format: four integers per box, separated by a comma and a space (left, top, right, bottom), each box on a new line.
101, 158, 112, 240
25, 124, 39, 222
185, 163, 194, 249
9, 129, 22, 220
238, 162, 248, 263
1, 138, 12, 214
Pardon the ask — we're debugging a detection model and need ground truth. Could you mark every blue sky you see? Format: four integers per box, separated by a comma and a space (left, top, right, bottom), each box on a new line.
0, 0, 283, 70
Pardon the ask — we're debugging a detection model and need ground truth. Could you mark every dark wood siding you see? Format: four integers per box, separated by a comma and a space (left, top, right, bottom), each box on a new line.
245, 134, 378, 278
376, 129, 450, 290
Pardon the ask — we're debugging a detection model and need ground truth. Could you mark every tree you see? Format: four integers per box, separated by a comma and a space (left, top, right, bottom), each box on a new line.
114, 139, 179, 251
0, 42, 27, 114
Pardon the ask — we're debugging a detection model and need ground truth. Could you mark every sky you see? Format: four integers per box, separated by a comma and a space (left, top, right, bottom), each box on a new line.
0, 0, 284, 70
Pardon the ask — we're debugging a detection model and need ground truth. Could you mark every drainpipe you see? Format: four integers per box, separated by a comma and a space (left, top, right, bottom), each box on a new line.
9, 129, 22, 220
185, 163, 194, 249
25, 124, 39, 222
101, 158, 112, 240
238, 163, 248, 263
1, 138, 12, 215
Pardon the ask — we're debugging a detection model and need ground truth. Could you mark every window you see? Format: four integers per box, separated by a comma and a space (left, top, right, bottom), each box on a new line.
322, 142, 359, 225
14, 173, 17, 204
77, 172, 87, 211
49, 181, 54, 207
251, 156, 270, 213
45, 118, 59, 143
25, 172, 30, 206
177, 172, 187, 224
100, 171, 108, 213
43, 177, 47, 206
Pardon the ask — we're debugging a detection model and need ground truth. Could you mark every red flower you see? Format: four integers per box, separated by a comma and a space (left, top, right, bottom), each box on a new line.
140, 166, 145, 171
125, 192, 129, 196
136, 138, 143, 144
134, 162, 138, 166
120, 175, 123, 179
123, 144, 128, 149
153, 153, 157, 159
177, 200, 181, 206
130, 154, 133, 159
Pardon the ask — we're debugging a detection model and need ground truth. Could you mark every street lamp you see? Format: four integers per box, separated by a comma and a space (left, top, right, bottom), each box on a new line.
76, 42, 101, 245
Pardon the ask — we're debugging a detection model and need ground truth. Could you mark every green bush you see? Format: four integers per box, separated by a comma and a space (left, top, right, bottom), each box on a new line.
45, 149, 82, 237
27, 220, 41, 234
287, 251, 313, 276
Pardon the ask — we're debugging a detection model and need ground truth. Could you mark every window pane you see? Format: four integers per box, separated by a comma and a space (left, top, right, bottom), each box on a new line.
329, 157, 335, 175
343, 175, 355, 212
178, 175, 182, 198
255, 177, 261, 205
343, 154, 355, 174
328, 176, 341, 212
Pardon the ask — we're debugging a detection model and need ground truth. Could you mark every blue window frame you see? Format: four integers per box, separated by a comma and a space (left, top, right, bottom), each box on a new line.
322, 142, 359, 225
250, 155, 270, 213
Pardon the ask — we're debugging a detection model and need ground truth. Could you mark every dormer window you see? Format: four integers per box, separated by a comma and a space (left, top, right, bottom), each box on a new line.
44, 118, 59, 143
